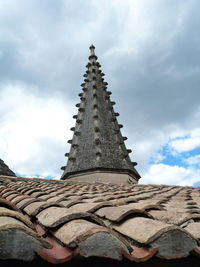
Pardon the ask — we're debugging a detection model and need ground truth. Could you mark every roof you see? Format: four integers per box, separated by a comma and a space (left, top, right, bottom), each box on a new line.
61, 45, 140, 181
0, 175, 200, 265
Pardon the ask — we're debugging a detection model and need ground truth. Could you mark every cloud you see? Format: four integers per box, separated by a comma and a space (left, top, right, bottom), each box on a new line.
184, 154, 200, 167
169, 129, 200, 153
0, 82, 74, 177
142, 163, 200, 186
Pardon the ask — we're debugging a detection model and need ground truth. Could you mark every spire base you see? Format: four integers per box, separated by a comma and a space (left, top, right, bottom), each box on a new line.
61, 167, 140, 184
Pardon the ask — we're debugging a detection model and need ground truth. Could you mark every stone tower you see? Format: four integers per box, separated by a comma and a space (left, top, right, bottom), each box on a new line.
61, 45, 140, 184
0, 158, 16, 177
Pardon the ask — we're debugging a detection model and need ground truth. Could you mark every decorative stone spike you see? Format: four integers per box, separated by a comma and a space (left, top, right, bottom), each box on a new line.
61, 166, 66, 171
123, 137, 127, 141
69, 157, 76, 161
95, 139, 101, 145
64, 153, 69, 157
83, 74, 87, 77
61, 46, 141, 182
81, 83, 85, 87
72, 144, 78, 148
75, 103, 80, 107
94, 127, 100, 132
115, 112, 119, 116
70, 127, 75, 131
118, 124, 123, 128
96, 152, 102, 157
67, 140, 73, 144
127, 149, 132, 153
132, 162, 138, 166
77, 119, 82, 124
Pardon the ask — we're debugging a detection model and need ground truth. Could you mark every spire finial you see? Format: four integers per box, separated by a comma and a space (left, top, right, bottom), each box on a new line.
89, 44, 95, 55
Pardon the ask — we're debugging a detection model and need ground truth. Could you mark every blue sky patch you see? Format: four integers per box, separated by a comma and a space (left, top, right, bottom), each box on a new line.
149, 141, 200, 169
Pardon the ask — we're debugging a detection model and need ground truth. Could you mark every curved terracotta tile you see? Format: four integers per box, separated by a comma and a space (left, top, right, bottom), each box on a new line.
0, 197, 20, 212
36, 207, 105, 228
16, 198, 39, 209
150, 228, 197, 259
95, 204, 152, 222
149, 210, 200, 225
121, 246, 158, 262
0, 216, 51, 249
184, 222, 200, 239
52, 219, 129, 260
0, 207, 34, 229
38, 235, 77, 264
112, 217, 196, 244
24, 201, 64, 217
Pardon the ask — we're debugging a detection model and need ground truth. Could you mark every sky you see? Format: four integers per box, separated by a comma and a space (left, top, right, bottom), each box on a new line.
0, 0, 200, 186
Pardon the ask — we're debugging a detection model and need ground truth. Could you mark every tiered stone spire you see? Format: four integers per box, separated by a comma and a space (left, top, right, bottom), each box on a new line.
0, 159, 16, 177
61, 45, 140, 184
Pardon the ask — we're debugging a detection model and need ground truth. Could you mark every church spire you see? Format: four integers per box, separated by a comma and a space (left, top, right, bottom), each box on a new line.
61, 46, 140, 184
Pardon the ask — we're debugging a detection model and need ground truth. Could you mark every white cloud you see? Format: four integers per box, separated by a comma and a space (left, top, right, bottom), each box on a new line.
169, 128, 200, 153
184, 154, 200, 166
141, 163, 200, 186
0, 82, 74, 178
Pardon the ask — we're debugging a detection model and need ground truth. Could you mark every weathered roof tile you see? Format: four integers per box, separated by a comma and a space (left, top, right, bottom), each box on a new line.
184, 222, 200, 239
95, 204, 151, 222
52, 219, 129, 260
149, 210, 200, 225
0, 207, 34, 228
113, 217, 186, 244
36, 206, 103, 228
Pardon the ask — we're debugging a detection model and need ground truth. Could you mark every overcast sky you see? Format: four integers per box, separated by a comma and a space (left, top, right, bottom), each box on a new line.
0, 0, 200, 186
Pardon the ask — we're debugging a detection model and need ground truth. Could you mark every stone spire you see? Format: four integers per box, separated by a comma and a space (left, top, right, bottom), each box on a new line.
0, 159, 16, 177
61, 45, 140, 184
